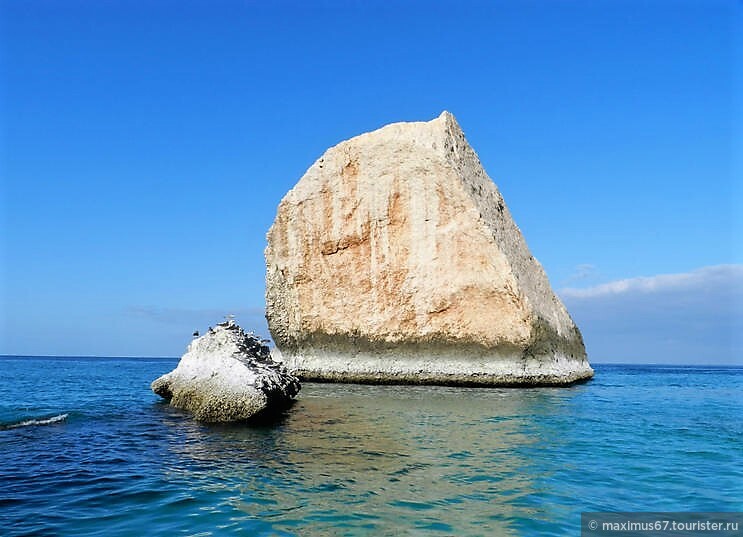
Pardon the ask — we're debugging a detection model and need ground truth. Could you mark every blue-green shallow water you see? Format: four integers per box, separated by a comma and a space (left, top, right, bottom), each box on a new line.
1, 357, 740, 536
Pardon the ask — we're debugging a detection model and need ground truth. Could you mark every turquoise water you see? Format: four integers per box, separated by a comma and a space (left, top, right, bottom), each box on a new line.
1, 357, 741, 536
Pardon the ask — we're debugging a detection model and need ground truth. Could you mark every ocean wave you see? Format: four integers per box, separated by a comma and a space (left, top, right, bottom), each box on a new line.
0, 413, 69, 430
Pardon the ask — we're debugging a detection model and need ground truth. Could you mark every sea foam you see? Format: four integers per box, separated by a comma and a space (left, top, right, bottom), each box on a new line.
1, 413, 69, 430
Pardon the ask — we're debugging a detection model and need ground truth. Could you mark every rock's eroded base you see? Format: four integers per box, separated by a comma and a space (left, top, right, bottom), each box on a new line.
273, 344, 594, 387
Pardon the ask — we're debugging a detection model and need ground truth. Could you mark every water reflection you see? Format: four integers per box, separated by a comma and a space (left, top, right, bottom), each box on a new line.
157, 383, 585, 536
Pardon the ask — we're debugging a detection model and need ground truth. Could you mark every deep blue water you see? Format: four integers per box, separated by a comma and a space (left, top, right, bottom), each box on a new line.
0, 357, 741, 536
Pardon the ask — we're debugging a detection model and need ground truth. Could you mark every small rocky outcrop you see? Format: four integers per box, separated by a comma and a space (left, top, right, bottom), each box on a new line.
265, 111, 593, 385
152, 321, 300, 422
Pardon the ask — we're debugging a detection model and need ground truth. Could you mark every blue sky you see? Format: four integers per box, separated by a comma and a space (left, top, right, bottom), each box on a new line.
1, 0, 740, 363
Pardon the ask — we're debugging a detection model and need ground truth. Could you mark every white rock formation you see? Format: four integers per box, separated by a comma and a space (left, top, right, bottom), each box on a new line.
152, 321, 300, 422
265, 111, 593, 385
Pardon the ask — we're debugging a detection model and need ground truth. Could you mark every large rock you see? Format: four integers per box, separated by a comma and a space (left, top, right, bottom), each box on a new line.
265, 112, 593, 385
152, 321, 300, 422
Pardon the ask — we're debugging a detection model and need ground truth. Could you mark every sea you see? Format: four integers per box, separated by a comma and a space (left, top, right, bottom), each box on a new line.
0, 357, 740, 537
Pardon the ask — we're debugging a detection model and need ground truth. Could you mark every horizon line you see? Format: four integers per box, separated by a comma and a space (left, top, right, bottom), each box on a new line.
0, 354, 740, 368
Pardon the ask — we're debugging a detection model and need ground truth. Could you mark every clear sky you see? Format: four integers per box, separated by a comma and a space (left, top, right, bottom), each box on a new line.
1, 0, 740, 363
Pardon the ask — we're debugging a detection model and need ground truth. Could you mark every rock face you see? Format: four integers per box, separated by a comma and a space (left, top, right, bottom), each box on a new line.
265, 111, 593, 385
152, 321, 300, 422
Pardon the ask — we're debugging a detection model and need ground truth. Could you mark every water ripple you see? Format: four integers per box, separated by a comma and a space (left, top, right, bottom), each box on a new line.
0, 359, 741, 536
